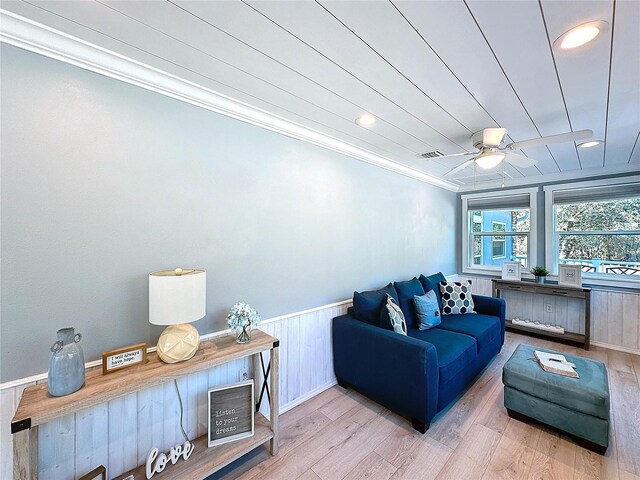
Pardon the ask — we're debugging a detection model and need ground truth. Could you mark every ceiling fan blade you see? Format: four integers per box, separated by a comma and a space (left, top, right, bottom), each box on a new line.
433, 151, 477, 160
506, 129, 593, 150
483, 128, 507, 147
505, 153, 538, 168
444, 159, 475, 177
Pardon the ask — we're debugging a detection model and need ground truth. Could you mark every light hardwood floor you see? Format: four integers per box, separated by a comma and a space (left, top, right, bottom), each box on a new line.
212, 332, 640, 480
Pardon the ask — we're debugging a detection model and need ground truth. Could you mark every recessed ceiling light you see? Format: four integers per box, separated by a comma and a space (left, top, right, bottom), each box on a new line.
577, 140, 603, 148
355, 113, 377, 127
554, 21, 608, 50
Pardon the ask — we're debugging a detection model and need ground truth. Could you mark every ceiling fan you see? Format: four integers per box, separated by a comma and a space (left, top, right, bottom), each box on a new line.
437, 128, 593, 177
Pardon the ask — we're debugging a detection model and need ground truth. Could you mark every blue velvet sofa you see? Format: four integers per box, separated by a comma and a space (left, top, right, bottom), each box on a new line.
332, 273, 506, 433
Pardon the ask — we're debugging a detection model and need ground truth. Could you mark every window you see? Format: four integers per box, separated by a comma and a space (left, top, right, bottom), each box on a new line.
491, 221, 506, 259
545, 180, 640, 282
461, 188, 537, 273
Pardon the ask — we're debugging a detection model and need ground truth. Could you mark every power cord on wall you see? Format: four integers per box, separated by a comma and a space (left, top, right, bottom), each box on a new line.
174, 379, 191, 444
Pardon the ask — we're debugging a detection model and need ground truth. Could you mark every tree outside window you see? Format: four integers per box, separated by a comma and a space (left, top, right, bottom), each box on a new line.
555, 197, 640, 276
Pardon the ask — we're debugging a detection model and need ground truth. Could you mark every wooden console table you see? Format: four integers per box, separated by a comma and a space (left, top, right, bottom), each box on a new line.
11, 330, 280, 480
492, 279, 591, 350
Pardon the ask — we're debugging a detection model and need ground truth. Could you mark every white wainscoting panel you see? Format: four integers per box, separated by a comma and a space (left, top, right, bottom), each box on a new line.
500, 290, 586, 335
459, 275, 640, 354
255, 303, 347, 418
0, 301, 348, 479
464, 276, 493, 297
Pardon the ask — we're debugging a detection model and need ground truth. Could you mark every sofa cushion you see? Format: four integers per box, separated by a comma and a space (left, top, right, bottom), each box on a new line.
379, 294, 407, 335
419, 272, 446, 312
437, 314, 501, 354
352, 283, 399, 325
437, 334, 502, 411
408, 328, 477, 384
414, 291, 441, 330
394, 278, 425, 330
440, 280, 476, 315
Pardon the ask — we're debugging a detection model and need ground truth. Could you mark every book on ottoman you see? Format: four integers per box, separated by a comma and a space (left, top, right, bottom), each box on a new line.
534, 350, 579, 378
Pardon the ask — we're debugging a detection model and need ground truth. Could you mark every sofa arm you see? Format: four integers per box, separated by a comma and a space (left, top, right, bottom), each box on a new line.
332, 314, 439, 426
473, 294, 506, 344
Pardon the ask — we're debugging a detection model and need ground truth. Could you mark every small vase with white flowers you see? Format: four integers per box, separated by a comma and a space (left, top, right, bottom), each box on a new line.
227, 302, 261, 344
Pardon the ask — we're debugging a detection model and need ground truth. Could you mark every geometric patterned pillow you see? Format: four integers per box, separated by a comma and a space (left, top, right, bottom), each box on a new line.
439, 280, 476, 315
379, 294, 408, 335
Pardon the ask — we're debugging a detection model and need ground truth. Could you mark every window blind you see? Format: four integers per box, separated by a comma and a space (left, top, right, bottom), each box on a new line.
466, 193, 530, 210
553, 182, 640, 205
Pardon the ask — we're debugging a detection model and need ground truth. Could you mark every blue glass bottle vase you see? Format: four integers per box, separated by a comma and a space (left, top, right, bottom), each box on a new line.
48, 327, 85, 397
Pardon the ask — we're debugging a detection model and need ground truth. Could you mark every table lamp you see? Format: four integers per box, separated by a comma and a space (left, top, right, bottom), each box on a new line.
149, 268, 206, 363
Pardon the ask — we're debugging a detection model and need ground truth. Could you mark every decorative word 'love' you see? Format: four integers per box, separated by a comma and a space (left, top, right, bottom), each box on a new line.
145, 441, 194, 479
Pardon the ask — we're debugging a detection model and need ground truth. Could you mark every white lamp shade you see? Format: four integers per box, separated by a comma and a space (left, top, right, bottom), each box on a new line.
149, 269, 206, 326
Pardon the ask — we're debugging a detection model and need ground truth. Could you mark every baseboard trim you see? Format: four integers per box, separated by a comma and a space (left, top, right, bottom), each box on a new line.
280, 379, 338, 416
590, 341, 640, 356
0, 9, 458, 192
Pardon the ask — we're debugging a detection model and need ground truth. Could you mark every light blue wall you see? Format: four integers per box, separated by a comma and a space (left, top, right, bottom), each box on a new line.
0, 45, 457, 382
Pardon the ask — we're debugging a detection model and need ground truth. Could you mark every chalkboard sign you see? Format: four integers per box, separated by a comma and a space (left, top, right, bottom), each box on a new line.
208, 380, 254, 447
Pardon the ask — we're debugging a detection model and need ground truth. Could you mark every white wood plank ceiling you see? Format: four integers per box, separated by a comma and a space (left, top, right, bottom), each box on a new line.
2, 0, 639, 188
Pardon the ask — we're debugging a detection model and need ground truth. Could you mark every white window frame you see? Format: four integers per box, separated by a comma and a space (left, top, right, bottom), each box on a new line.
491, 221, 507, 259
544, 176, 640, 288
472, 212, 483, 265
461, 187, 538, 276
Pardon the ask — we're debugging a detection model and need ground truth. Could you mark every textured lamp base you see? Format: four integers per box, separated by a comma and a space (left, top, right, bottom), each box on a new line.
157, 324, 200, 363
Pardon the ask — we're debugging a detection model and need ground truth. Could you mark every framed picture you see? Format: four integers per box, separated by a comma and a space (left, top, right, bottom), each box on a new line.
501, 261, 521, 281
102, 343, 147, 375
558, 264, 582, 288
208, 380, 254, 447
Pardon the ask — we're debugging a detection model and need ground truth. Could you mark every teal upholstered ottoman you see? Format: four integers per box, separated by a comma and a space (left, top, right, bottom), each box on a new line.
503, 344, 610, 454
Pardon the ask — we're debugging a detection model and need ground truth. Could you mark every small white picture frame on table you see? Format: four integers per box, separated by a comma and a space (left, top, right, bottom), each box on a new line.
558, 264, 582, 288
501, 261, 521, 281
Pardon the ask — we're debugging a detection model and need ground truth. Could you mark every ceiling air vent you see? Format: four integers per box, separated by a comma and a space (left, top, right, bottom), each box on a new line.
417, 150, 445, 159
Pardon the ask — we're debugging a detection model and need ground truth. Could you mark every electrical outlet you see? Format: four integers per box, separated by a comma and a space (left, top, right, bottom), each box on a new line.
240, 368, 249, 381
545, 303, 553, 313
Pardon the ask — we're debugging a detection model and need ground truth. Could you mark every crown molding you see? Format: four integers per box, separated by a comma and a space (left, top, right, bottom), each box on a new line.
0, 9, 459, 192
457, 163, 640, 192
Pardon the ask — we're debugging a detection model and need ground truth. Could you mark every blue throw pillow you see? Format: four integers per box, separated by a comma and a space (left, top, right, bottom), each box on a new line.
352, 283, 399, 325
414, 291, 441, 330
379, 294, 407, 335
393, 277, 425, 330
419, 272, 446, 312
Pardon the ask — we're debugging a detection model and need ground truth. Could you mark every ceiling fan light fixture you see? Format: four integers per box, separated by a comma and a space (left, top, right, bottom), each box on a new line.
577, 140, 603, 148
474, 149, 505, 169
355, 113, 377, 127
554, 21, 607, 50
